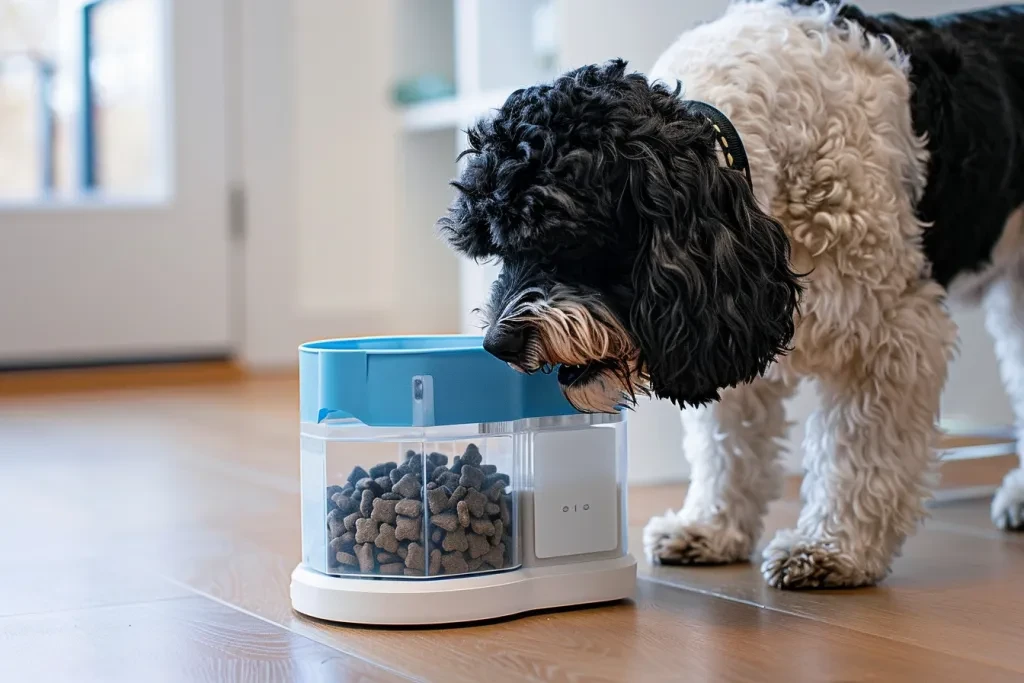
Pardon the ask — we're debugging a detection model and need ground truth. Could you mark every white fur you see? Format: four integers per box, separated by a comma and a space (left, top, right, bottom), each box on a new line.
642, 1, 962, 588
981, 261, 1024, 530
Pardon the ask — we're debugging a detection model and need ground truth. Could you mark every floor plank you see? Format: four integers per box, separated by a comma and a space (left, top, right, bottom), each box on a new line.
3, 378, 1024, 681
0, 597, 407, 683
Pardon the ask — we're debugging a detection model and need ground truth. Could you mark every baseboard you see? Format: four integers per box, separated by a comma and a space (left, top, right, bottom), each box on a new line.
0, 359, 248, 397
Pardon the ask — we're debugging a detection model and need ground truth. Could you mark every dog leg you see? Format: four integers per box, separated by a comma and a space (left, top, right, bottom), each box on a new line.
983, 268, 1024, 531
644, 374, 794, 565
761, 285, 956, 589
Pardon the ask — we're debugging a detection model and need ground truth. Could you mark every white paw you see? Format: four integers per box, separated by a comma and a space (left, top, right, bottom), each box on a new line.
760, 529, 883, 590
643, 511, 753, 565
992, 468, 1024, 531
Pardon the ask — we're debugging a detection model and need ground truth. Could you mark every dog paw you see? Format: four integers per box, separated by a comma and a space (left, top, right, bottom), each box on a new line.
643, 512, 753, 565
760, 530, 881, 589
992, 468, 1024, 531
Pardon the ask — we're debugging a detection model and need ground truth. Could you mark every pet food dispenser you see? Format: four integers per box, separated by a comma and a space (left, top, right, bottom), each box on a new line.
290, 335, 636, 625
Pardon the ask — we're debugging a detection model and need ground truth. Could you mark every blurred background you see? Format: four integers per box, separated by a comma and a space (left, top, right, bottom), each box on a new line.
0, 0, 1013, 483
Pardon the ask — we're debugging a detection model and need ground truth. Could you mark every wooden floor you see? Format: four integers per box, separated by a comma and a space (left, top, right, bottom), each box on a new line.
2, 375, 1022, 682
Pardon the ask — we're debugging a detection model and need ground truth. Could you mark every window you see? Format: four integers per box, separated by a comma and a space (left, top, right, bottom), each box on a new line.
0, 0, 166, 201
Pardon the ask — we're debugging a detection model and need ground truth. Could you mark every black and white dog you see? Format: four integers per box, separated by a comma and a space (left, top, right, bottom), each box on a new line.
437, 0, 1024, 589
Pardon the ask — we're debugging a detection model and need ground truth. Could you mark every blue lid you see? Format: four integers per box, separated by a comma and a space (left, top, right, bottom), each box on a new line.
299, 335, 581, 427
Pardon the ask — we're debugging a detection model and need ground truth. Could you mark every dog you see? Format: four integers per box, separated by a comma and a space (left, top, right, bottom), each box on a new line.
436, 0, 1024, 589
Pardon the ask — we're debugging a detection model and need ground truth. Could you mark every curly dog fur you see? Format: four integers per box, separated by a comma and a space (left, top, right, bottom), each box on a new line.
438, 0, 1024, 589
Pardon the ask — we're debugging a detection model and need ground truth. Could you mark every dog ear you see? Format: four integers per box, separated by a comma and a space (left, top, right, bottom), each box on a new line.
627, 139, 801, 407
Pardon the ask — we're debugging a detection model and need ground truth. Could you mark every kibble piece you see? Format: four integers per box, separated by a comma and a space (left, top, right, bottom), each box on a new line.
370, 498, 398, 525
405, 542, 425, 571
399, 451, 423, 476
483, 543, 505, 569
471, 517, 495, 536
404, 568, 424, 577
359, 489, 375, 517
375, 523, 399, 553
331, 492, 357, 515
449, 485, 468, 505
327, 509, 346, 538
393, 473, 422, 499
500, 495, 511, 526
381, 492, 402, 501
484, 480, 506, 502
462, 443, 483, 466
467, 556, 485, 571
428, 452, 448, 468
395, 515, 422, 542
427, 487, 449, 514
483, 472, 511, 489
441, 552, 469, 575
374, 475, 393, 493
438, 472, 461, 489
343, 511, 361, 532
369, 462, 396, 478
429, 549, 442, 575
390, 468, 403, 485
341, 483, 355, 497
337, 551, 359, 567
355, 543, 376, 573
397, 543, 409, 560
431, 465, 449, 483
356, 477, 383, 497
347, 466, 370, 485
354, 517, 380, 544
491, 519, 504, 543
431, 529, 443, 544
484, 502, 500, 517
467, 532, 491, 559
425, 481, 437, 491
456, 500, 471, 528
376, 551, 400, 564
339, 531, 356, 549
481, 463, 498, 475
394, 499, 422, 517
431, 511, 459, 532
464, 489, 487, 517
442, 528, 469, 553
326, 484, 345, 499
459, 465, 485, 490
380, 562, 405, 575
450, 455, 463, 475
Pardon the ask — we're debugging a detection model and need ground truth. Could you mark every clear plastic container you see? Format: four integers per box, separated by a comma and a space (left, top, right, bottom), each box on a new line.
300, 412, 628, 580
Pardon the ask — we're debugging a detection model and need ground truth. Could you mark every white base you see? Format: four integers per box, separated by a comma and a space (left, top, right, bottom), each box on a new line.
290, 555, 637, 626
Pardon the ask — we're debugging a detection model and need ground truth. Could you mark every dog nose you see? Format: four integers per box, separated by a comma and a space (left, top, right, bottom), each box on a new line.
483, 326, 527, 364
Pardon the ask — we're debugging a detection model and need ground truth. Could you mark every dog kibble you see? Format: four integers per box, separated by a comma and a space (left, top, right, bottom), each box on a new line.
380, 562, 405, 575
395, 515, 422, 542
441, 552, 469, 574
442, 528, 469, 553
359, 489, 375, 517
471, 517, 495, 536
405, 542, 425, 571
395, 499, 422, 517
431, 511, 459, 532
354, 517, 379, 544
370, 498, 398, 525
393, 473, 422, 499
456, 500, 471, 528
355, 543, 376, 573
459, 465, 485, 490
325, 444, 513, 576
467, 532, 491, 559
375, 523, 399, 553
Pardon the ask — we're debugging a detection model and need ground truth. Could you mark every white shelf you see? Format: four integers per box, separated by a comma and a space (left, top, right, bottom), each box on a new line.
401, 89, 512, 133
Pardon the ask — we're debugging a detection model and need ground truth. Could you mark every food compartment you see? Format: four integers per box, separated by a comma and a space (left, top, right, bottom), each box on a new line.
301, 425, 516, 578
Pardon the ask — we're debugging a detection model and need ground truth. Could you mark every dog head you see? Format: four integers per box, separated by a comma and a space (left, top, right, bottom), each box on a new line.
438, 60, 801, 411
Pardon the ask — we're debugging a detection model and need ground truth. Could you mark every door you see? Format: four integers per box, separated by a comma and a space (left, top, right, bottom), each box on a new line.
0, 0, 232, 365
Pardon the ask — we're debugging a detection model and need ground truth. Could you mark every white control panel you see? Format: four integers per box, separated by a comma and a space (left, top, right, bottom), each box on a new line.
533, 427, 619, 559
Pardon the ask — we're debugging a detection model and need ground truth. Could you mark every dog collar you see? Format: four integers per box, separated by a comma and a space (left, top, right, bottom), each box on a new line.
684, 101, 754, 190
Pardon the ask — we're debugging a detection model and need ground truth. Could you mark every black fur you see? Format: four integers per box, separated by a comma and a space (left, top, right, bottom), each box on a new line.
438, 60, 801, 407
802, 1, 1024, 287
